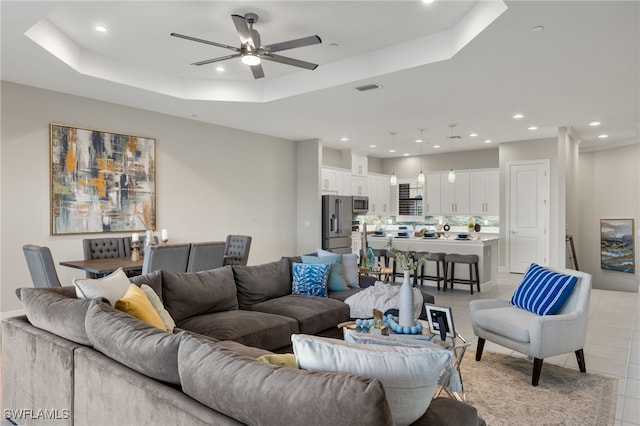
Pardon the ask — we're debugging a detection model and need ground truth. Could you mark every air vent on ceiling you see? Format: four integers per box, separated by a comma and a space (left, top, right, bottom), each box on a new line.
355, 83, 382, 92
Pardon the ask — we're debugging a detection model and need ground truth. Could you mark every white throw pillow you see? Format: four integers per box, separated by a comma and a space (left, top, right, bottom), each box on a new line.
73, 268, 131, 306
317, 249, 359, 287
292, 334, 452, 426
140, 284, 176, 332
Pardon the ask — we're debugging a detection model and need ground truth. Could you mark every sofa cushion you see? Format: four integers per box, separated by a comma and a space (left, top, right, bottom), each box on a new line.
176, 310, 298, 351
130, 270, 164, 301
248, 294, 350, 335
318, 249, 359, 288
20, 287, 93, 346
140, 284, 176, 332
292, 334, 452, 426
302, 254, 348, 291
85, 300, 184, 385
233, 258, 292, 309
178, 334, 393, 426
162, 266, 238, 323
73, 268, 131, 306
115, 284, 167, 330
511, 263, 578, 315
292, 262, 330, 297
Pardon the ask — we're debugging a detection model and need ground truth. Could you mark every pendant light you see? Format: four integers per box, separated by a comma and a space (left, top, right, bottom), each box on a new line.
417, 129, 425, 185
447, 124, 456, 183
389, 132, 398, 186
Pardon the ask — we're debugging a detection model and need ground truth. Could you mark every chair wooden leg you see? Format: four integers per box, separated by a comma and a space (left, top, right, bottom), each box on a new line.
475, 338, 485, 361
532, 358, 543, 386
575, 349, 587, 373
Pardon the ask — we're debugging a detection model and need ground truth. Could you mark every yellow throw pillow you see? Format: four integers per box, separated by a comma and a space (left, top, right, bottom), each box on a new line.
115, 284, 167, 331
256, 353, 298, 369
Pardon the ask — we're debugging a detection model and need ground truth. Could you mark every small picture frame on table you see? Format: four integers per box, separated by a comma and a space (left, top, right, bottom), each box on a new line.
425, 304, 455, 341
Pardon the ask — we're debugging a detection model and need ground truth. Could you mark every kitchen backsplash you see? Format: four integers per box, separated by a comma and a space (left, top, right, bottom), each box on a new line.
354, 214, 500, 229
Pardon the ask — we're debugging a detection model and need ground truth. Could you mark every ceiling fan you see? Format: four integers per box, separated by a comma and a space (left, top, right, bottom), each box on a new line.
171, 13, 322, 79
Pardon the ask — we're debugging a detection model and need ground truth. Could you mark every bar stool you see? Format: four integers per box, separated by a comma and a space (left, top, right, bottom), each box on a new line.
445, 253, 480, 294
414, 252, 446, 290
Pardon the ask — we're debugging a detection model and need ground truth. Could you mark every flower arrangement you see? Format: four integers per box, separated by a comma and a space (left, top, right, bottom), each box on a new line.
386, 237, 430, 271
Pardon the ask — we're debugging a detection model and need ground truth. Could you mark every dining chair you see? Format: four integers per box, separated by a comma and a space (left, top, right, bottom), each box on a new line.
82, 238, 126, 278
142, 243, 191, 275
187, 241, 226, 272
22, 245, 62, 288
223, 235, 252, 266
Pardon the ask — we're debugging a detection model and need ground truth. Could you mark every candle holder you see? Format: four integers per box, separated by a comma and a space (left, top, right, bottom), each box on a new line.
131, 241, 141, 261
161, 237, 168, 245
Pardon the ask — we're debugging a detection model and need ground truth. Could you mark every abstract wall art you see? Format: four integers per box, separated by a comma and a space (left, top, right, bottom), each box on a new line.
50, 123, 156, 235
600, 218, 634, 273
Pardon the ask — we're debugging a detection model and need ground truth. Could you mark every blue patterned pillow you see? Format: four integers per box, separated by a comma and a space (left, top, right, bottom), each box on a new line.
292, 263, 330, 297
511, 263, 578, 315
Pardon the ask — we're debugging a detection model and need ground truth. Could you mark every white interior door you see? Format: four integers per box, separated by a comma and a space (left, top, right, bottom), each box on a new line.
508, 161, 549, 273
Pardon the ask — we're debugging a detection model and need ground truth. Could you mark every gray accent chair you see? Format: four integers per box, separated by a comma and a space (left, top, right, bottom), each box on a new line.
22, 244, 62, 288
142, 243, 191, 275
187, 241, 226, 272
470, 267, 592, 386
82, 238, 126, 278
223, 235, 252, 266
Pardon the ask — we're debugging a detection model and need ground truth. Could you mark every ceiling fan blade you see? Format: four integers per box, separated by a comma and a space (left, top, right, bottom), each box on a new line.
262, 53, 318, 70
170, 32, 239, 52
231, 14, 254, 47
191, 54, 241, 66
264, 35, 322, 53
251, 64, 265, 79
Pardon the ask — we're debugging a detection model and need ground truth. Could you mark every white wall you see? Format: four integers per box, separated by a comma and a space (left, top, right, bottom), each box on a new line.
382, 148, 499, 176
579, 145, 639, 292
297, 140, 322, 254
1, 82, 299, 312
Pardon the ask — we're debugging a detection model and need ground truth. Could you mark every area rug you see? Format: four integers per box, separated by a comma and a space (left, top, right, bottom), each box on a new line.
458, 351, 617, 426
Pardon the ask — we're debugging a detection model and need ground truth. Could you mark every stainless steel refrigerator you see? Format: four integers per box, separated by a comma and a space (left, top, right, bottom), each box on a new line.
322, 195, 353, 254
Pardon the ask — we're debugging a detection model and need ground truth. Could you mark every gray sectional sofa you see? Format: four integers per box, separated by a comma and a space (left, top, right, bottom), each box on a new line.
2, 257, 483, 426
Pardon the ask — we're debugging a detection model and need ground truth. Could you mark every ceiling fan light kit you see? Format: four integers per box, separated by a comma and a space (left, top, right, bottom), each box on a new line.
171, 13, 321, 79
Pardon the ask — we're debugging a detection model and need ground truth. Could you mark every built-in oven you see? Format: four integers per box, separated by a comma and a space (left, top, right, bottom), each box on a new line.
352, 196, 369, 214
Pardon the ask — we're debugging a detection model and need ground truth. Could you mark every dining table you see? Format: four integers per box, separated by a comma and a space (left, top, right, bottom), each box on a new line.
59, 257, 143, 276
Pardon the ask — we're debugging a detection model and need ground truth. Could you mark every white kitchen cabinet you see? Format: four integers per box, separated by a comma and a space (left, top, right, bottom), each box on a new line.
351, 153, 368, 177
351, 176, 368, 197
469, 170, 499, 215
322, 167, 352, 196
424, 173, 441, 214
440, 172, 469, 214
368, 174, 391, 215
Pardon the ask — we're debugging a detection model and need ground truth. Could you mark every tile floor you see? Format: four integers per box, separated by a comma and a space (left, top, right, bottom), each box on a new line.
425, 271, 640, 426
0, 272, 638, 425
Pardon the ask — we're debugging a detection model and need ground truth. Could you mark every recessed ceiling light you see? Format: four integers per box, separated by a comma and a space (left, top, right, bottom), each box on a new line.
484, 139, 493, 144
389, 149, 396, 153
216, 66, 225, 72
329, 43, 339, 48
598, 134, 608, 139
433, 145, 440, 149
422, 0, 435, 3
415, 139, 423, 143
512, 113, 524, 119
340, 137, 349, 141
369, 144, 376, 148
589, 120, 601, 127
403, 153, 409, 156
528, 125, 538, 131
531, 25, 544, 32
469, 133, 478, 137
95, 25, 107, 33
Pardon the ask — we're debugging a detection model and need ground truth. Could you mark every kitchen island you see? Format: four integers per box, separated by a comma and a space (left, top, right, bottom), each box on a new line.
366, 235, 501, 290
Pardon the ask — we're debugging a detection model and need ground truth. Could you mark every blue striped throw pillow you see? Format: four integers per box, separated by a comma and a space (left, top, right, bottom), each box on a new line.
511, 263, 578, 315
292, 263, 330, 297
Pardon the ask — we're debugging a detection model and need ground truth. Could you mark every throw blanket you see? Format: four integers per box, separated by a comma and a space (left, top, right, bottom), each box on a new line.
344, 282, 423, 319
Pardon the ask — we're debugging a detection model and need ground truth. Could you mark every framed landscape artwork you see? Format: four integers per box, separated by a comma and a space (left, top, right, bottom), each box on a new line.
50, 123, 156, 235
600, 218, 634, 273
